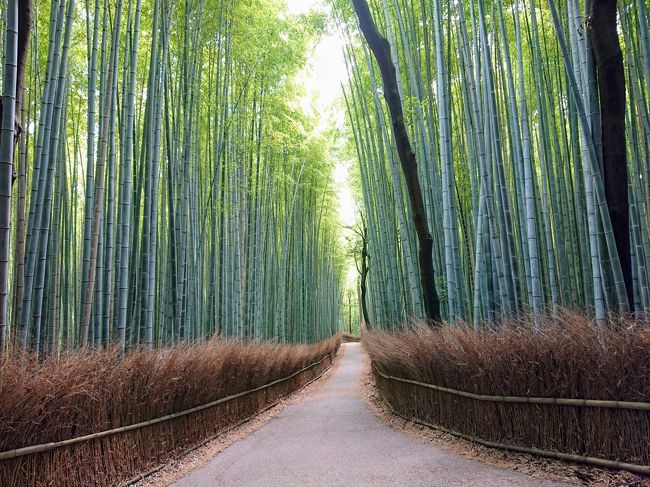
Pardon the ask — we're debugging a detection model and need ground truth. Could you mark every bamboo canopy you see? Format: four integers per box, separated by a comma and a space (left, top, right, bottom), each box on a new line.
0, 0, 345, 355
337, 0, 650, 329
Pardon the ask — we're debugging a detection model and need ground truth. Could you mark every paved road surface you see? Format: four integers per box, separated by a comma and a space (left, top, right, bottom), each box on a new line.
173, 343, 568, 487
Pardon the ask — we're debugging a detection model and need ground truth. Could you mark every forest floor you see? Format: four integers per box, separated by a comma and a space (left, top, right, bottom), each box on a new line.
147, 343, 584, 487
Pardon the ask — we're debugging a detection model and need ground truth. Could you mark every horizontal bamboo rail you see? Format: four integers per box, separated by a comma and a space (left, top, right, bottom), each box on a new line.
119, 354, 335, 487
374, 366, 650, 475
381, 397, 650, 475
0, 353, 332, 461
374, 368, 650, 410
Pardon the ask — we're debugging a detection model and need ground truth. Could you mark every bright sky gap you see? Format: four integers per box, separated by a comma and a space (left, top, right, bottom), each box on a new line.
286, 0, 357, 229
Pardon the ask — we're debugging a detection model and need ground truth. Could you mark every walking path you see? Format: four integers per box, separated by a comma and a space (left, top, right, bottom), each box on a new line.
173, 343, 568, 486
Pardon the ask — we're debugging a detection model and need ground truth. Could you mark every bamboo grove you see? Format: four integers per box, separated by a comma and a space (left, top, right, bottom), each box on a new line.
337, 0, 650, 328
0, 0, 345, 355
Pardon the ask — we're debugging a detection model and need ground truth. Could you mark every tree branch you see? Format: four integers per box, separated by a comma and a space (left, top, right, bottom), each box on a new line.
351, 0, 441, 323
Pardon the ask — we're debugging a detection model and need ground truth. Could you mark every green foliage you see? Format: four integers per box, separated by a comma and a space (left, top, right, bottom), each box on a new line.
4, 0, 345, 354
339, 0, 650, 328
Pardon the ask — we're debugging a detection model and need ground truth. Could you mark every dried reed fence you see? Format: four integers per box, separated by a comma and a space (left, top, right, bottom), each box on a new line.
0, 336, 340, 486
364, 312, 650, 475
341, 333, 361, 343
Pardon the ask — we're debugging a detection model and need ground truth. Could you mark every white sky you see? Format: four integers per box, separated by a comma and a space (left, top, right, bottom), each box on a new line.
286, 0, 358, 230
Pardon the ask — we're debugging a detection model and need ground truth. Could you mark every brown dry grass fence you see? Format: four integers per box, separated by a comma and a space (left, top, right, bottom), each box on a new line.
0, 335, 340, 486
341, 333, 361, 343
364, 311, 650, 475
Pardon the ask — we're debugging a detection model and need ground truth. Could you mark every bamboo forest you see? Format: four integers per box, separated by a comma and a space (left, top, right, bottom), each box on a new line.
0, 0, 649, 485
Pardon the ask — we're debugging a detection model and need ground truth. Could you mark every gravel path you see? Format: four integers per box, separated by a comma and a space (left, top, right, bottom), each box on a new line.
172, 343, 569, 487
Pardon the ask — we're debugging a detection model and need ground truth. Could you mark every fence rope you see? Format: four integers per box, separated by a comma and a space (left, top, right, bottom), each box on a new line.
373, 367, 650, 410
380, 396, 650, 475
119, 353, 335, 487
0, 354, 332, 461
374, 366, 650, 476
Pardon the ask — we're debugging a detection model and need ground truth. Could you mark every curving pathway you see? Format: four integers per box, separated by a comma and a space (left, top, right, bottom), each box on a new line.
173, 343, 568, 487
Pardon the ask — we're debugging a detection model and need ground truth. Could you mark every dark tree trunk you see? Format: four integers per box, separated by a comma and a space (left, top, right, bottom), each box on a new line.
589, 0, 633, 311
0, 0, 32, 176
359, 221, 371, 328
0, 0, 31, 348
348, 290, 353, 333
352, 0, 441, 323
15, 0, 33, 131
